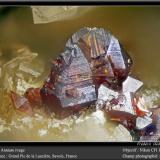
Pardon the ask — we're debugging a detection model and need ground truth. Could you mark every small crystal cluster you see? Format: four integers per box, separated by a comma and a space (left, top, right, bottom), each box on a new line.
40, 27, 132, 118
11, 27, 158, 139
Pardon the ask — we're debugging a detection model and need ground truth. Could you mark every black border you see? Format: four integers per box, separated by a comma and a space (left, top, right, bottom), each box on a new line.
0, 1, 160, 5
0, 142, 158, 146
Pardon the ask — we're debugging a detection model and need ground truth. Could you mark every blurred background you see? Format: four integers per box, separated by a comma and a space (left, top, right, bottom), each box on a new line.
0, 6, 159, 141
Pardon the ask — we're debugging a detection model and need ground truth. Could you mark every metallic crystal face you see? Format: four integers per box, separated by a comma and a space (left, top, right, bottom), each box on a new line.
73, 27, 132, 90
98, 84, 135, 115
41, 27, 133, 117
55, 43, 97, 108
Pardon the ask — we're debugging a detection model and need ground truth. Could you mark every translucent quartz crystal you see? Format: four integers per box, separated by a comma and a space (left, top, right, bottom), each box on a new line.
32, 6, 79, 24
0, 46, 44, 119
1, 47, 44, 93
136, 116, 152, 130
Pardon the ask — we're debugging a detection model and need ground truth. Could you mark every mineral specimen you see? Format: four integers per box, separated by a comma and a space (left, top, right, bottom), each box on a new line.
122, 76, 143, 93
136, 116, 152, 130
10, 27, 133, 119
97, 75, 152, 131
11, 91, 33, 116
1, 47, 43, 93
32, 6, 80, 24
140, 106, 160, 141
40, 27, 132, 118
10, 27, 158, 140
113, 124, 132, 141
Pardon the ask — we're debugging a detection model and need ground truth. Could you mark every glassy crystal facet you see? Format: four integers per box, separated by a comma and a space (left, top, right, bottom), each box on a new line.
40, 27, 132, 118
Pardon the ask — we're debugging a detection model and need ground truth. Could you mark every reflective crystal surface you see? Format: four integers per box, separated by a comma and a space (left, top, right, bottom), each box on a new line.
123, 76, 143, 93
136, 116, 152, 130
97, 81, 152, 131
40, 27, 132, 118
98, 85, 135, 115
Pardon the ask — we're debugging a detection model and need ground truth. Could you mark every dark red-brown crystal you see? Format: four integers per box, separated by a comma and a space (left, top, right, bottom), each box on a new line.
11, 27, 132, 119
39, 27, 132, 118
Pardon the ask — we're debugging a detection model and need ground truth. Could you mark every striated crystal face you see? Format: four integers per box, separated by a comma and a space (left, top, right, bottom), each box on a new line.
76, 28, 132, 89
40, 27, 132, 118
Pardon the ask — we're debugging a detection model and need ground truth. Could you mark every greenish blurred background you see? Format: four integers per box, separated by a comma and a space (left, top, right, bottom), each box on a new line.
0, 6, 160, 141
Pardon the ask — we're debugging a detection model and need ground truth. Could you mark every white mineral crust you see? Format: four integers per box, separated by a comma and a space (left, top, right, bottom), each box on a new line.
123, 76, 143, 93
39, 129, 48, 136
31, 6, 79, 24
